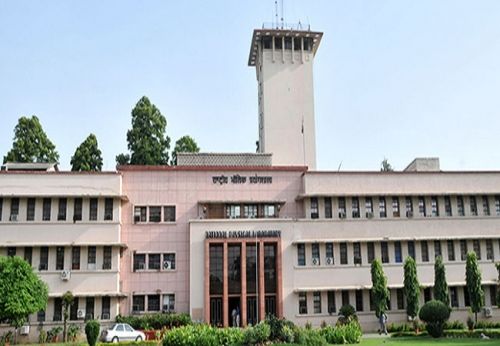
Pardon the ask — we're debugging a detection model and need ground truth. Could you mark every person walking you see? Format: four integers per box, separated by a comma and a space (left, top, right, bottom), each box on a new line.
378, 312, 388, 335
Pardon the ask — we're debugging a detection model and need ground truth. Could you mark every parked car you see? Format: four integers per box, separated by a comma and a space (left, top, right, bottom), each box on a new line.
100, 323, 145, 342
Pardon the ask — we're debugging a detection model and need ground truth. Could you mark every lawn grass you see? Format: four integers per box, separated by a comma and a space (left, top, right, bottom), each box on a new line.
272, 336, 500, 346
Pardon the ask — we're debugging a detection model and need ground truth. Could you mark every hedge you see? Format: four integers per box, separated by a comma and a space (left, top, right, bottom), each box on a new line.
444, 329, 500, 339
116, 313, 192, 330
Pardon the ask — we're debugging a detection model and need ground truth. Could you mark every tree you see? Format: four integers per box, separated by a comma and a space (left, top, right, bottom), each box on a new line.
380, 158, 393, 172
403, 256, 420, 320
465, 251, 484, 323
116, 96, 171, 165
433, 256, 450, 308
70, 134, 103, 171
62, 291, 74, 342
115, 153, 130, 166
171, 135, 200, 165
0, 256, 48, 334
419, 300, 450, 338
370, 259, 390, 318
3, 115, 59, 164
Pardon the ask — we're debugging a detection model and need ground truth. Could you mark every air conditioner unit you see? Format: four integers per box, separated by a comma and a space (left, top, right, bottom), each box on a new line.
60, 270, 71, 281
366, 212, 374, 219
311, 257, 320, 266
338, 212, 346, 219
10, 214, 18, 222
20, 325, 30, 335
163, 260, 172, 270
483, 307, 492, 318
77, 309, 86, 319
406, 211, 414, 218
325, 257, 334, 265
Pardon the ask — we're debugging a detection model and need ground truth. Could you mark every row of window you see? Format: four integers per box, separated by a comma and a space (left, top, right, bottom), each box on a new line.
133, 253, 176, 271
224, 204, 278, 219
298, 285, 498, 315
134, 205, 176, 223
296, 239, 500, 266
37, 296, 111, 322
0, 197, 114, 222
309, 195, 500, 220
261, 36, 314, 52
4, 246, 113, 271
132, 294, 175, 313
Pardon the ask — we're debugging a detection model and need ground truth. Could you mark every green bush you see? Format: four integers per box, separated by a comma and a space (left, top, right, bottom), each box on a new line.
391, 331, 428, 337
387, 323, 412, 333
265, 315, 295, 342
475, 320, 500, 329
85, 320, 100, 346
117, 313, 192, 330
444, 320, 466, 330
67, 323, 80, 342
444, 329, 500, 339
242, 321, 271, 346
321, 321, 362, 344
216, 327, 244, 346
418, 300, 450, 338
294, 327, 327, 346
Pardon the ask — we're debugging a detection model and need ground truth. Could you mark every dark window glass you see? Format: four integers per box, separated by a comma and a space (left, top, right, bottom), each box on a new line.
39, 247, 49, 271
324, 197, 332, 218
7, 247, 16, 257
460, 240, 468, 261
104, 198, 113, 220
431, 196, 439, 217
325, 243, 334, 264
408, 241, 415, 259
102, 296, 111, 319
338, 197, 346, 217
444, 196, 452, 216
297, 244, 305, 266
313, 292, 321, 314
86, 297, 95, 320
355, 290, 363, 312
0, 198, 3, 221
70, 298, 78, 320
421, 241, 429, 262
405, 196, 413, 216
312, 243, 320, 265
73, 198, 82, 221
88, 246, 96, 265
353, 242, 361, 264
275, 36, 282, 49
486, 239, 494, 261
473, 240, 481, 260
464, 288, 470, 306
450, 287, 458, 307
424, 288, 432, 302
397, 289, 405, 310
418, 196, 426, 217
342, 290, 350, 307
24, 247, 32, 265
228, 245, 241, 294
89, 198, 98, 221
246, 244, 258, 294
310, 197, 319, 219
72, 246, 80, 270
163, 294, 175, 313
164, 206, 176, 222
147, 295, 160, 311
392, 197, 400, 217
58, 198, 67, 221
482, 196, 490, 216
262, 36, 272, 49
209, 244, 223, 295
284, 37, 292, 49
148, 253, 161, 270
56, 246, 65, 270
470, 196, 478, 216
132, 295, 145, 312
490, 286, 497, 308
42, 198, 51, 221
340, 242, 348, 265
365, 197, 373, 217
367, 242, 375, 263
381, 242, 389, 263
210, 298, 223, 326
298, 292, 307, 314
10, 197, 19, 218
457, 196, 465, 216
134, 206, 147, 222
27, 198, 36, 221
379, 197, 387, 218
53, 298, 62, 321
37, 310, 46, 322
244, 204, 258, 218
163, 253, 176, 270
327, 291, 336, 313
149, 206, 161, 222
496, 196, 500, 215
434, 241, 442, 259
264, 244, 276, 293
103, 246, 112, 269
447, 240, 455, 261
394, 241, 402, 263
352, 197, 360, 218
133, 253, 146, 271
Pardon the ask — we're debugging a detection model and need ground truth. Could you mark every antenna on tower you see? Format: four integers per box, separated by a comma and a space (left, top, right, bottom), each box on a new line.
280, 0, 284, 29
274, 1, 279, 29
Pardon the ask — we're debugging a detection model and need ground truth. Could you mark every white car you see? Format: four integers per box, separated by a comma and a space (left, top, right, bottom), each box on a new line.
100, 323, 146, 343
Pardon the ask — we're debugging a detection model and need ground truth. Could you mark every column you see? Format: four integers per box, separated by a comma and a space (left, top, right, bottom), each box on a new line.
204, 241, 210, 324
223, 242, 228, 327
276, 240, 283, 318
241, 242, 247, 327
258, 241, 265, 321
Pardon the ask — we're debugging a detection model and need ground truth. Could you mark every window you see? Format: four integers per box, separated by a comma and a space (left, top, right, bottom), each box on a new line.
0, 198, 2, 221
86, 297, 95, 320
447, 240, 455, 261
164, 206, 176, 221
148, 295, 160, 311
226, 205, 240, 219
27, 198, 35, 221
148, 253, 161, 270
297, 244, 305, 266
473, 240, 481, 260
424, 287, 432, 302
482, 196, 490, 216
149, 206, 161, 222
104, 198, 113, 220
103, 246, 112, 270
470, 196, 478, 216
39, 247, 48, 271
89, 198, 98, 220
367, 242, 375, 263
418, 196, 426, 217
132, 295, 145, 312
37, 310, 46, 322
133, 206, 146, 222
392, 197, 400, 217
431, 196, 439, 217
394, 242, 402, 263
342, 290, 350, 306
102, 296, 111, 319
355, 290, 363, 312
421, 241, 429, 262
134, 254, 146, 271
58, 198, 67, 221
324, 197, 332, 218
312, 243, 320, 264
434, 241, 442, 259
338, 197, 346, 217
163, 294, 175, 312
325, 243, 334, 264
457, 196, 465, 216
352, 197, 360, 218
353, 242, 361, 264
24, 247, 32, 265
397, 289, 404, 310
381, 242, 389, 263
42, 198, 51, 221
298, 292, 307, 314
464, 287, 470, 306
244, 205, 258, 218
53, 298, 62, 321
490, 286, 497, 308
460, 240, 468, 261
310, 197, 319, 219
486, 239, 494, 261
72, 246, 80, 270
163, 253, 176, 270
313, 292, 321, 314
10, 197, 19, 219
450, 287, 458, 307
444, 196, 452, 216
327, 291, 336, 313
405, 196, 413, 216
7, 247, 16, 257
56, 247, 65, 270
408, 241, 415, 259
379, 197, 386, 218
365, 197, 373, 217
340, 242, 348, 265
496, 196, 500, 215
73, 198, 82, 221
88, 246, 96, 269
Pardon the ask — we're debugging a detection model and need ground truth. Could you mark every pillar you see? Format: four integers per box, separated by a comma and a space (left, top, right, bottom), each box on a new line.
204, 241, 210, 324
241, 242, 247, 326
223, 242, 228, 327
258, 241, 265, 321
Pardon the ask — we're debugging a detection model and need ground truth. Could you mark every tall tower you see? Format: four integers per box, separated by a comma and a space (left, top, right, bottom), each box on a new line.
249, 25, 323, 169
